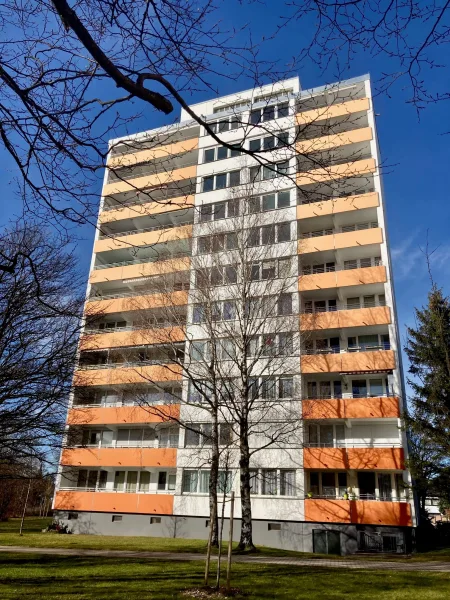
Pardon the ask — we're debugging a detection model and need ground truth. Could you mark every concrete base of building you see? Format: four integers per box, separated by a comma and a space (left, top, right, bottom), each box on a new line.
53, 510, 413, 555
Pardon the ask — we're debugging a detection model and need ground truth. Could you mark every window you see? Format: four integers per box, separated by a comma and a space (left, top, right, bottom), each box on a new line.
112, 515, 122, 522
193, 304, 205, 324
344, 257, 381, 270
150, 517, 161, 524
219, 423, 233, 446
248, 131, 290, 152
249, 102, 290, 124
182, 470, 199, 493
201, 170, 241, 192
202, 145, 241, 163
158, 426, 179, 448
197, 232, 238, 255
158, 471, 167, 491
190, 340, 209, 362
278, 294, 292, 315
268, 522, 281, 531
182, 469, 232, 494
278, 222, 291, 242
262, 470, 277, 495
68, 513, 78, 520
206, 115, 241, 134
307, 472, 348, 498
139, 471, 150, 492
280, 470, 296, 496
279, 377, 294, 399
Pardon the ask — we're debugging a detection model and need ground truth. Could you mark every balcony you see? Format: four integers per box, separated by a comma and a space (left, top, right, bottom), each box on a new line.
60, 447, 177, 468
302, 396, 400, 419
300, 305, 391, 331
296, 127, 373, 155
103, 164, 198, 197
86, 290, 189, 317
304, 498, 412, 526
300, 347, 396, 374
296, 97, 370, 125
297, 191, 378, 220
299, 264, 387, 292
299, 227, 382, 255
73, 363, 182, 387
297, 158, 376, 187
67, 404, 180, 426
303, 447, 405, 470
95, 224, 193, 254
54, 490, 174, 515
100, 192, 195, 224
89, 255, 191, 285
107, 137, 199, 170
80, 326, 185, 351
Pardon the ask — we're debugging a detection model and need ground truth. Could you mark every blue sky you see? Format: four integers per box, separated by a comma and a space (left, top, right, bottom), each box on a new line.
1, 1, 448, 384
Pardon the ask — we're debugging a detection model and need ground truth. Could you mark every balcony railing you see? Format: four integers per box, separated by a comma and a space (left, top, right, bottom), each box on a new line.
305, 494, 409, 502
102, 184, 196, 211
107, 157, 198, 183
72, 394, 179, 408
77, 358, 180, 370
302, 299, 386, 314
302, 259, 383, 275
58, 486, 175, 494
297, 153, 372, 175
304, 441, 401, 449
69, 441, 179, 449
301, 222, 378, 238
302, 342, 391, 355
93, 250, 190, 271
302, 391, 395, 400
98, 220, 193, 240
88, 283, 190, 301
84, 320, 185, 334
298, 187, 375, 206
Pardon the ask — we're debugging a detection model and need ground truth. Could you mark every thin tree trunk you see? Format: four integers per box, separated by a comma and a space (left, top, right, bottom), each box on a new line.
19, 478, 32, 536
237, 420, 255, 551
209, 406, 220, 546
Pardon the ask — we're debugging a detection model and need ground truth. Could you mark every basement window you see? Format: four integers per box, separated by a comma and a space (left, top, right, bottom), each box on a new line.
150, 517, 161, 524
268, 523, 281, 531
112, 515, 123, 522
68, 513, 78, 520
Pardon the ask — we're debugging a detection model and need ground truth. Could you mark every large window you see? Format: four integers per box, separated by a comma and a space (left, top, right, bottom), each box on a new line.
249, 102, 289, 124
249, 161, 290, 182
307, 471, 348, 498
204, 116, 242, 134
247, 190, 291, 213
248, 131, 289, 151
306, 423, 346, 448
182, 469, 233, 493
203, 145, 241, 163
246, 222, 292, 247
202, 170, 241, 192
116, 428, 155, 448
184, 423, 232, 447
195, 265, 238, 287
249, 468, 296, 496
199, 199, 240, 222
249, 376, 295, 400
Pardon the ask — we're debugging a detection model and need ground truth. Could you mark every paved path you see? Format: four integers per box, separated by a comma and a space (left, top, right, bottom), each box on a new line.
1, 545, 450, 572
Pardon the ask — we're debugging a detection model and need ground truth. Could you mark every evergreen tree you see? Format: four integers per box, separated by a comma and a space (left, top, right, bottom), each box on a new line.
405, 286, 450, 451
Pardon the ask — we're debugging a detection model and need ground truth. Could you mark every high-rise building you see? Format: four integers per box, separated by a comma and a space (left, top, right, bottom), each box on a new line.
54, 74, 416, 554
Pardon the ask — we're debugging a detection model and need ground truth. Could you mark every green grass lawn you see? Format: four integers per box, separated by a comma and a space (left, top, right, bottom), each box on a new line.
2, 518, 450, 563
1, 552, 450, 600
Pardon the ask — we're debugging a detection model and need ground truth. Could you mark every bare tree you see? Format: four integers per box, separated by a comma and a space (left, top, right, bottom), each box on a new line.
282, 0, 450, 110
109, 178, 311, 551
0, 221, 84, 466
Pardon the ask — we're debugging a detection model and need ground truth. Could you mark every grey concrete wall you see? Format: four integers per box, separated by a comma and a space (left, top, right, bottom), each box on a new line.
54, 510, 411, 555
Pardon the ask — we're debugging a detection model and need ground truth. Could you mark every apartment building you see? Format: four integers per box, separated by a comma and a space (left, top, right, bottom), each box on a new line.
54, 74, 415, 555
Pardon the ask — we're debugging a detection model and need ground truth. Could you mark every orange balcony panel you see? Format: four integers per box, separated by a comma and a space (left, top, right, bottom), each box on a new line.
61, 447, 177, 468
302, 396, 401, 420
303, 447, 405, 470
95, 224, 192, 254
80, 326, 185, 351
301, 349, 396, 374
297, 192, 379, 221
296, 127, 373, 155
107, 138, 198, 169
89, 257, 190, 285
299, 265, 387, 292
73, 363, 182, 387
103, 165, 197, 197
351, 500, 412, 527
86, 291, 188, 317
54, 490, 174, 515
67, 404, 180, 426
297, 158, 376, 187
99, 196, 195, 225
305, 498, 412, 526
300, 306, 391, 331
299, 227, 383, 255
296, 98, 370, 126
305, 498, 351, 523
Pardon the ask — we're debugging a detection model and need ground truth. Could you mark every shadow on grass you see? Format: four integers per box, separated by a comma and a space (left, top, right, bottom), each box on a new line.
1, 554, 450, 599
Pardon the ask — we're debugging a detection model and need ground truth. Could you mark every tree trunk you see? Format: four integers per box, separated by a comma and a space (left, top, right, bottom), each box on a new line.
237, 420, 255, 551
209, 407, 220, 546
